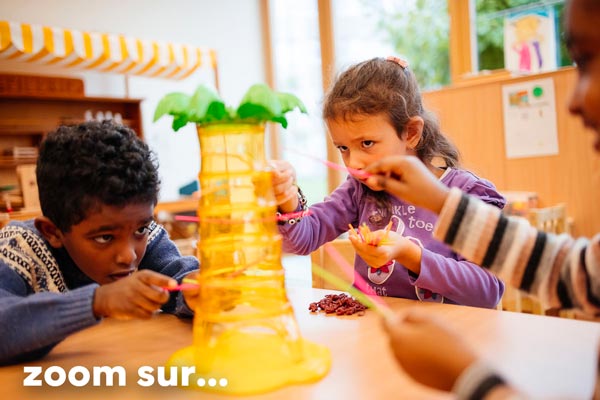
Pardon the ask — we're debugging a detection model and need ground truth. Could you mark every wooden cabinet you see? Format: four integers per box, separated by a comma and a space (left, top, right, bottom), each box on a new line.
0, 74, 143, 214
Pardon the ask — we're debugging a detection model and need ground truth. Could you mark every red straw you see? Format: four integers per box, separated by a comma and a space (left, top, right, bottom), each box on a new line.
174, 215, 200, 222
162, 282, 199, 292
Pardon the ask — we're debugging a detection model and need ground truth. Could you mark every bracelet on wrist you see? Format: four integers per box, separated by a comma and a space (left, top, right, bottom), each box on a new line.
277, 186, 308, 225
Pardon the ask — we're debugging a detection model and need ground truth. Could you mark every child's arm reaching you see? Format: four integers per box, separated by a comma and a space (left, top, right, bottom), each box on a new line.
366, 154, 600, 315
269, 159, 299, 213
138, 223, 199, 317
383, 309, 520, 399
384, 308, 477, 391
0, 270, 101, 365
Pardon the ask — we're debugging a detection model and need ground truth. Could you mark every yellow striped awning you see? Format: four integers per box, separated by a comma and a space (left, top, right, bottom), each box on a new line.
0, 21, 217, 80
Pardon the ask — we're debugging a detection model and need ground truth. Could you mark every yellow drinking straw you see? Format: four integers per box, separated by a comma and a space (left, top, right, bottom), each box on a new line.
380, 220, 393, 245
348, 221, 394, 246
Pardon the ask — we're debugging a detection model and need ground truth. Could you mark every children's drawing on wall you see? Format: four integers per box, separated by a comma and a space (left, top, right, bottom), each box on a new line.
502, 77, 558, 159
504, 8, 557, 74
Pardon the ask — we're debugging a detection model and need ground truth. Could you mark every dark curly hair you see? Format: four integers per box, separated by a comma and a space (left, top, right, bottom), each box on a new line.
36, 121, 161, 232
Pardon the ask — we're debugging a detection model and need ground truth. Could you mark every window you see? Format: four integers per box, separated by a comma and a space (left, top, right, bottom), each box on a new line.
267, 0, 574, 202
333, 0, 450, 89
268, 0, 451, 201
331, 0, 395, 70
269, 0, 328, 205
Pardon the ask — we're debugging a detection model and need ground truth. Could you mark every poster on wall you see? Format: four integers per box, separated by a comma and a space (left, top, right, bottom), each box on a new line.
504, 7, 557, 74
502, 77, 558, 159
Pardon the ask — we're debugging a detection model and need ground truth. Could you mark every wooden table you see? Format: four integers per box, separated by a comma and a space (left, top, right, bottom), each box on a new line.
1, 287, 598, 399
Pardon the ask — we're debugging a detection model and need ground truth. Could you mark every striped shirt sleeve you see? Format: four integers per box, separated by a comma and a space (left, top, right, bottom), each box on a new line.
433, 187, 600, 316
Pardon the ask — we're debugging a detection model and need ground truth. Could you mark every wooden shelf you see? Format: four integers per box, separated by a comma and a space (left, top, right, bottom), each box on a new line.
0, 98, 143, 137
0, 156, 38, 168
0, 118, 59, 134
0, 93, 143, 104
0, 75, 144, 213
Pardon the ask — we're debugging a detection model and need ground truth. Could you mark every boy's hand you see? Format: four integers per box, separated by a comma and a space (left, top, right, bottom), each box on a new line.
365, 156, 450, 214
269, 160, 299, 212
92, 270, 175, 320
182, 271, 200, 312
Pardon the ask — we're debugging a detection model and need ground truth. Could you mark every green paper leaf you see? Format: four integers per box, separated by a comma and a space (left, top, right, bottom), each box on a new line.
154, 83, 307, 130
205, 102, 228, 122
226, 106, 237, 120
236, 103, 274, 122
276, 92, 307, 114
237, 84, 282, 119
271, 116, 288, 129
172, 114, 189, 131
153, 92, 190, 122
188, 85, 225, 122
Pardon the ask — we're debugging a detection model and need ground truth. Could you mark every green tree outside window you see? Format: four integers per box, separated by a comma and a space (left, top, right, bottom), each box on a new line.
360, 0, 571, 89
360, 0, 450, 89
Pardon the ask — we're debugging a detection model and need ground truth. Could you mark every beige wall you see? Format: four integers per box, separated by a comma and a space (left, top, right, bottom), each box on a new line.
423, 67, 600, 237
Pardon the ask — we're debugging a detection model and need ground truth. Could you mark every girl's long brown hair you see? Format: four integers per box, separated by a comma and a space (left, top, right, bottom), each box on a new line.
323, 57, 459, 168
322, 57, 460, 220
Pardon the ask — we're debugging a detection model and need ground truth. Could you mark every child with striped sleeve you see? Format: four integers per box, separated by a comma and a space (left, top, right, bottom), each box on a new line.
358, 0, 600, 398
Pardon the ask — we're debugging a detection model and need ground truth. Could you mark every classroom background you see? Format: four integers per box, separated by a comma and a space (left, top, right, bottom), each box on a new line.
1, 0, 595, 264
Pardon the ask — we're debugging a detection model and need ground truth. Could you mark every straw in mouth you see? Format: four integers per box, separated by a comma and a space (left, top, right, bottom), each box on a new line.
283, 148, 372, 179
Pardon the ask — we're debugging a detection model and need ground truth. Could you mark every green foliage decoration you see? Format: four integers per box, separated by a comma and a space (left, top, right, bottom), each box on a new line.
154, 83, 307, 131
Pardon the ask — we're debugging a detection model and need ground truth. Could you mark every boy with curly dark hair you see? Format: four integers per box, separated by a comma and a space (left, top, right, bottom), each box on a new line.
0, 121, 199, 365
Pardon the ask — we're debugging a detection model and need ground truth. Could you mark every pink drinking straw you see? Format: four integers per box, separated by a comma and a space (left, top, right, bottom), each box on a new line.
162, 282, 199, 292
283, 148, 372, 179
174, 215, 201, 223
174, 209, 312, 224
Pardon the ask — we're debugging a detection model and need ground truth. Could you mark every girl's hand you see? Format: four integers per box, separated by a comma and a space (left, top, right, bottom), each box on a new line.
349, 230, 422, 275
364, 156, 450, 214
182, 271, 200, 311
92, 270, 175, 320
269, 159, 299, 212
349, 229, 403, 267
383, 308, 478, 391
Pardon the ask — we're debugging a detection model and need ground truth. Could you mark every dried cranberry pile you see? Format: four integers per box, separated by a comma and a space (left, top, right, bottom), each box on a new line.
308, 293, 367, 316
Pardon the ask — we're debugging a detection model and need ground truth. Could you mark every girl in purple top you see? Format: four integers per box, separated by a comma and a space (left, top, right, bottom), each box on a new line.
272, 56, 505, 308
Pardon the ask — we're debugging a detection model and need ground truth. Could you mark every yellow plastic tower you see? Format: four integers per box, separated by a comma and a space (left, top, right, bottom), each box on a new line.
167, 123, 330, 394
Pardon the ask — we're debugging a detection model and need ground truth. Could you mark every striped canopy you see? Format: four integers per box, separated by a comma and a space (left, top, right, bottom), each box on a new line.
0, 21, 216, 80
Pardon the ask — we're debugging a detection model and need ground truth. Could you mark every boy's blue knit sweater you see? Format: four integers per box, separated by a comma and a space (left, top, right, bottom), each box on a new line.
0, 220, 198, 365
